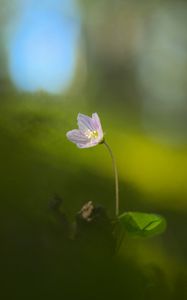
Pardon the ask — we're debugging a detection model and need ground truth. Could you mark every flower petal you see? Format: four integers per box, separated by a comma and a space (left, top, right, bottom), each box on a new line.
77, 113, 95, 132
66, 112, 104, 148
77, 140, 98, 148
92, 113, 102, 130
66, 129, 89, 145
77, 142, 92, 148
92, 113, 103, 141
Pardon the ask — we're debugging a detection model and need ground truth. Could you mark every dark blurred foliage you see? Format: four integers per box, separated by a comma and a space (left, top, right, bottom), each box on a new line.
0, 196, 172, 300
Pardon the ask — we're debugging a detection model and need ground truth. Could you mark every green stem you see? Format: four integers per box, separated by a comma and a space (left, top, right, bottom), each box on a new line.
103, 140, 119, 216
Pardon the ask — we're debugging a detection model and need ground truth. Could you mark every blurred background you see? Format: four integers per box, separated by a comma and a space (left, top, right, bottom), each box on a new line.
0, 0, 187, 299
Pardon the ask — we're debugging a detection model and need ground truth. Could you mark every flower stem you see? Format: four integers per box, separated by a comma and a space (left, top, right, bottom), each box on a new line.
103, 140, 119, 216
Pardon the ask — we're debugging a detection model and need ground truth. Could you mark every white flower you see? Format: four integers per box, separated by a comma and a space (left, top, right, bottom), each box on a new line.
66, 113, 104, 148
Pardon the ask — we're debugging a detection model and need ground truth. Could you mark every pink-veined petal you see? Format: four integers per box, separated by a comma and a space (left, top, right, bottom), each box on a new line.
77, 140, 98, 148
66, 129, 89, 145
77, 143, 91, 148
77, 113, 95, 132
92, 113, 103, 140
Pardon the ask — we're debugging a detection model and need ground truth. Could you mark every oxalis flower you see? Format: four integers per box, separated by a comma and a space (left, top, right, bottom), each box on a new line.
66, 113, 104, 148
66, 113, 167, 240
66, 112, 119, 216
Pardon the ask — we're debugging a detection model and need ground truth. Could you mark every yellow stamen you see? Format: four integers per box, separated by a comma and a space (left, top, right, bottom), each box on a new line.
85, 130, 98, 139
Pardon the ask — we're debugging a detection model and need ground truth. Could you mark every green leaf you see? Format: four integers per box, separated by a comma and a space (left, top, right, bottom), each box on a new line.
118, 212, 167, 238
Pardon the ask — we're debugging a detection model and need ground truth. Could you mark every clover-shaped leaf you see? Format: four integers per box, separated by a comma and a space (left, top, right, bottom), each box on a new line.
118, 212, 167, 238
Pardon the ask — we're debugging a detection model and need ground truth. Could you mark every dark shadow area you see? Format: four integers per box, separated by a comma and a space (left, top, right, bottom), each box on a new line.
0, 101, 186, 300
1, 195, 186, 300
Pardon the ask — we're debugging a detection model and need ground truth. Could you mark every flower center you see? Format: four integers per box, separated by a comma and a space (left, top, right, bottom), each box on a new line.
85, 130, 98, 139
